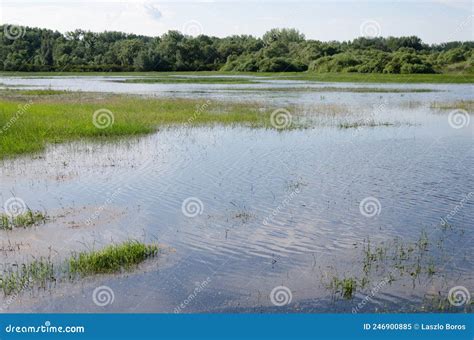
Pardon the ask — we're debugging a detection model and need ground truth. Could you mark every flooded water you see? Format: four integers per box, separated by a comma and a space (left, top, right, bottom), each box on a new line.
0, 76, 473, 313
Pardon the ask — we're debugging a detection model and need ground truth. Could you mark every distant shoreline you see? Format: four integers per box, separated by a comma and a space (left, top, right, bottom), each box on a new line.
1, 71, 473, 84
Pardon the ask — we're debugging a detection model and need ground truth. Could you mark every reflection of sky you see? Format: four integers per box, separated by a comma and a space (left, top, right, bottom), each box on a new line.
1, 0, 472, 43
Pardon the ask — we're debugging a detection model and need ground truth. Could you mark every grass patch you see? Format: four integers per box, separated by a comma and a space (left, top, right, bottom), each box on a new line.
277, 72, 474, 84
69, 240, 158, 275
0, 258, 54, 296
114, 77, 258, 84
329, 277, 358, 299
338, 120, 395, 129
14, 89, 70, 96
430, 100, 474, 112
0, 210, 47, 230
1, 71, 473, 83
0, 93, 276, 158
0, 241, 158, 296
230, 86, 437, 93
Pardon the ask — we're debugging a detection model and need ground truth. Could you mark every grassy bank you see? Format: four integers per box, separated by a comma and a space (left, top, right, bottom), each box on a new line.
0, 92, 271, 158
1, 71, 473, 83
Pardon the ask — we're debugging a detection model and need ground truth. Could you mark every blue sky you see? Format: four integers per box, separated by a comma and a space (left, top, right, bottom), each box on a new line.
1, 0, 472, 43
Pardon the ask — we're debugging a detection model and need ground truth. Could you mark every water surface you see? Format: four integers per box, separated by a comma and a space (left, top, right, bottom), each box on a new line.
0, 76, 472, 313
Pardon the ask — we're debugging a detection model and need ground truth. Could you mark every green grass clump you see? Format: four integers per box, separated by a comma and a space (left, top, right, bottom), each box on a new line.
0, 241, 158, 296
0, 210, 47, 230
69, 241, 158, 275
329, 277, 358, 299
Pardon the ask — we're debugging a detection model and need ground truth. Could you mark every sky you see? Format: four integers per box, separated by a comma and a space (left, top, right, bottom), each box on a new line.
0, 0, 473, 43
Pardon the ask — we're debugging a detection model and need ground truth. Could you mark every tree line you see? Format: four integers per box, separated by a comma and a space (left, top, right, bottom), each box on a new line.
1, 25, 472, 73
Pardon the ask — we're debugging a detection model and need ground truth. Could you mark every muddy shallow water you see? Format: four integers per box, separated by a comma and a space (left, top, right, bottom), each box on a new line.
0, 76, 473, 313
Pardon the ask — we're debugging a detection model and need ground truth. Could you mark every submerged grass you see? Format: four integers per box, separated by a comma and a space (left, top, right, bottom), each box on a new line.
329, 277, 358, 299
0, 241, 158, 296
69, 241, 158, 275
115, 77, 258, 84
430, 100, 474, 112
338, 121, 395, 129
0, 92, 275, 158
0, 258, 54, 296
229, 86, 437, 93
0, 210, 47, 230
